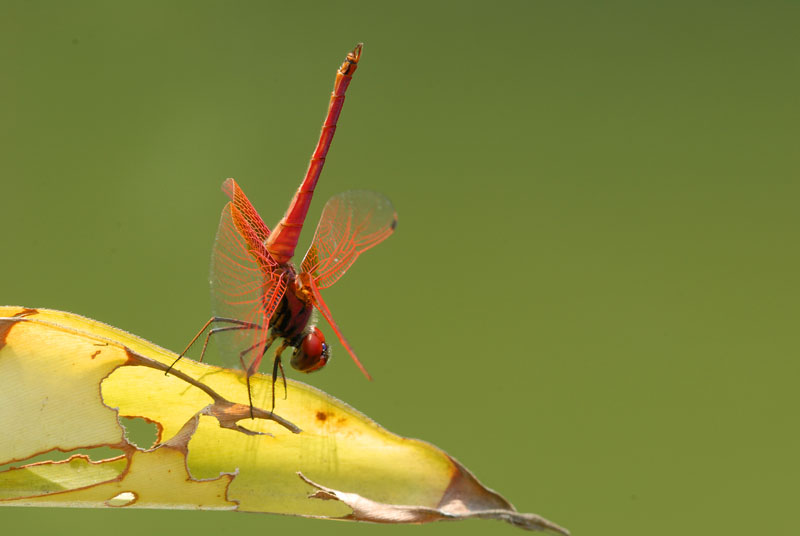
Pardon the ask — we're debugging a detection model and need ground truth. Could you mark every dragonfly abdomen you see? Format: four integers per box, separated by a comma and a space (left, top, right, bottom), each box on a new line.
265, 44, 363, 265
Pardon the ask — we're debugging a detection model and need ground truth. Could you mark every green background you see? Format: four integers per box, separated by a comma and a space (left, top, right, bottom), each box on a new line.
2, 1, 798, 534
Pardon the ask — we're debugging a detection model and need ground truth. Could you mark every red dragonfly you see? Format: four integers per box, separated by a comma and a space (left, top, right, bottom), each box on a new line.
168, 44, 396, 412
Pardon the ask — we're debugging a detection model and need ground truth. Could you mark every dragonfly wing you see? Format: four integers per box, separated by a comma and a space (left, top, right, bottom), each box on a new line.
210, 181, 287, 371
299, 190, 396, 379
300, 190, 397, 289
306, 277, 372, 380
222, 178, 271, 243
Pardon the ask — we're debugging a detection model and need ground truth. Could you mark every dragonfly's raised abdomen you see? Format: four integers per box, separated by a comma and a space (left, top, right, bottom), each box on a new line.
265, 44, 363, 265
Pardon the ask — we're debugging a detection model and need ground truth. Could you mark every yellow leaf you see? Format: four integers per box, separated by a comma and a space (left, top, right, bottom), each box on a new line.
0, 306, 568, 533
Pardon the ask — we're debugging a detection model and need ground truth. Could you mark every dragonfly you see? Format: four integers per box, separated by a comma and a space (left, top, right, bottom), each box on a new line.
167, 44, 397, 414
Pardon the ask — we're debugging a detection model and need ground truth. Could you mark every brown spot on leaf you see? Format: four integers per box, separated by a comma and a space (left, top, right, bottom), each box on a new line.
91, 343, 108, 359
316, 411, 328, 422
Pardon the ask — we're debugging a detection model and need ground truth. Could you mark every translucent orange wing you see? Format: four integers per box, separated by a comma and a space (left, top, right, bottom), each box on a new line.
300, 190, 397, 289
299, 190, 396, 379
221, 178, 271, 244
210, 179, 287, 370
305, 277, 372, 380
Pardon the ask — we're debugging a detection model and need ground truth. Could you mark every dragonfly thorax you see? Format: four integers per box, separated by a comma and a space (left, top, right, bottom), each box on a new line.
270, 273, 313, 343
267, 272, 330, 374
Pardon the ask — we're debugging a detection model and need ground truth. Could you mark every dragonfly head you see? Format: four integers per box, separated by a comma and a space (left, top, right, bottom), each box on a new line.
290, 326, 330, 373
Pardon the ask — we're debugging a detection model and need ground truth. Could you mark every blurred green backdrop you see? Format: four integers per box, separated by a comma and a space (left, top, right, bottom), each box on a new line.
2, 1, 798, 534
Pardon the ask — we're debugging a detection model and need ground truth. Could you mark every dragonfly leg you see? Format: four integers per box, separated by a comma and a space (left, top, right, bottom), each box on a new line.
269, 342, 289, 413
239, 353, 256, 419
279, 360, 287, 399
198, 325, 257, 363
241, 333, 275, 371
239, 333, 274, 419
166, 316, 261, 375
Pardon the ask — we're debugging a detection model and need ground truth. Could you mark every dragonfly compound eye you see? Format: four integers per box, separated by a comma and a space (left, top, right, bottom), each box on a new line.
290, 327, 330, 373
